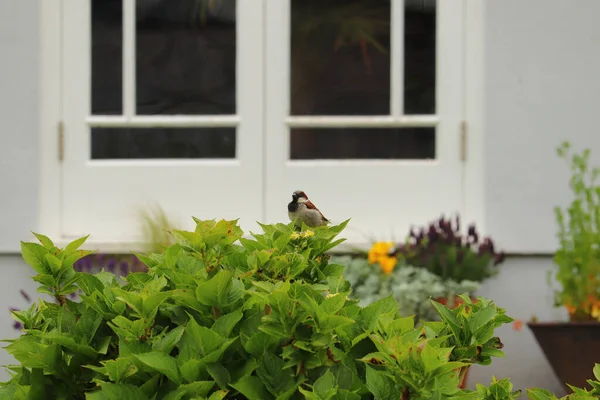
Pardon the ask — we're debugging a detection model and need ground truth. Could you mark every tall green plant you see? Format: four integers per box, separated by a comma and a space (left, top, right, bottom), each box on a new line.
552, 141, 600, 321
1, 218, 519, 399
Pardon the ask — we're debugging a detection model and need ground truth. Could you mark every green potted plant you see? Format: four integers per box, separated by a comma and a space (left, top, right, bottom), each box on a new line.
0, 216, 526, 399
527, 141, 600, 391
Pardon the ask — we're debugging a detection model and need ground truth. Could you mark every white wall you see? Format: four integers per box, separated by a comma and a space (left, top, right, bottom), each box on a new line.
0, 0, 40, 252
484, 0, 600, 254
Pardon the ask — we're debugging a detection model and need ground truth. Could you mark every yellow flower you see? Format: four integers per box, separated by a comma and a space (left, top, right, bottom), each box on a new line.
379, 256, 397, 274
368, 241, 394, 264
290, 232, 301, 240
368, 241, 397, 274
302, 230, 315, 238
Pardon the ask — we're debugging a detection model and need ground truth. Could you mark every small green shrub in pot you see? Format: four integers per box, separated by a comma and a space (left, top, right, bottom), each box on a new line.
0, 217, 520, 399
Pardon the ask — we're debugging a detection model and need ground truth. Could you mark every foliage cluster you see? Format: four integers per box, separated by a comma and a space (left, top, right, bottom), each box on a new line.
0, 218, 523, 399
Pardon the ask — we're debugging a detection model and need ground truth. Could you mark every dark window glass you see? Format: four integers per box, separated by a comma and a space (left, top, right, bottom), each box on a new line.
290, 0, 436, 116
90, 0, 237, 116
91, 0, 123, 115
136, 0, 236, 115
405, 0, 436, 114
91, 128, 236, 159
290, 128, 435, 160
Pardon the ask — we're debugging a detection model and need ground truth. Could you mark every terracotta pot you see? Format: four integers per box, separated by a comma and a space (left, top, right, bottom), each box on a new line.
527, 321, 600, 392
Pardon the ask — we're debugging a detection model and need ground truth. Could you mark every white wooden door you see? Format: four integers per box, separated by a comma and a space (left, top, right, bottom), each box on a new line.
264, 0, 465, 245
61, 0, 264, 243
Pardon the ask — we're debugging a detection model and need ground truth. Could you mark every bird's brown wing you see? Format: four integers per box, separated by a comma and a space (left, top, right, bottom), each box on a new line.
305, 200, 329, 222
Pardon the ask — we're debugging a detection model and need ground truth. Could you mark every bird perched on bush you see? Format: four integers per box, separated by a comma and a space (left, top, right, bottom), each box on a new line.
287, 190, 329, 228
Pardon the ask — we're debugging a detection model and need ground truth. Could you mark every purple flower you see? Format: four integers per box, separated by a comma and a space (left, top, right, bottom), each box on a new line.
107, 258, 116, 272
119, 261, 130, 276
96, 254, 106, 267
12, 321, 23, 330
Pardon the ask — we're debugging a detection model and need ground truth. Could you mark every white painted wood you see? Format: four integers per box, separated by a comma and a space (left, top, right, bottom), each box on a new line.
38, 0, 63, 240
265, 0, 466, 245
86, 115, 240, 128
391, 0, 405, 117
123, 0, 136, 118
61, 0, 265, 243
286, 115, 439, 128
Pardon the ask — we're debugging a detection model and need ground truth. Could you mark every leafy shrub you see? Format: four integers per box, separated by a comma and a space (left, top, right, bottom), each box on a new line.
0, 218, 519, 399
333, 255, 479, 323
391, 215, 506, 283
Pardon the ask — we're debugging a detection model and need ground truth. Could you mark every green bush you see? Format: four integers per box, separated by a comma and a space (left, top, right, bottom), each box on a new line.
0, 217, 577, 399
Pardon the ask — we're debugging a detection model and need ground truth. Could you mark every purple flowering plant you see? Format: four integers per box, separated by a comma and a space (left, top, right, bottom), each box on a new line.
390, 214, 506, 284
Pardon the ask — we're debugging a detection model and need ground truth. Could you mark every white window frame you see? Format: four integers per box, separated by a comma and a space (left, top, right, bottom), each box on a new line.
37, 0, 486, 252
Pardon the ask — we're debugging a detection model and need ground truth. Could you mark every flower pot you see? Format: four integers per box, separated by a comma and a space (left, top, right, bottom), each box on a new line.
527, 321, 600, 392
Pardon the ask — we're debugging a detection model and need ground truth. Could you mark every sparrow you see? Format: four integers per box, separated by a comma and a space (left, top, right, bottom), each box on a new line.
287, 190, 329, 228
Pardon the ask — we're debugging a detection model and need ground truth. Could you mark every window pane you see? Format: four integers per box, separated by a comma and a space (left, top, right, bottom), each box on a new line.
290, 0, 437, 116
405, 0, 436, 114
91, 128, 236, 159
290, 0, 391, 116
290, 128, 435, 160
136, 1, 236, 115
91, 0, 123, 115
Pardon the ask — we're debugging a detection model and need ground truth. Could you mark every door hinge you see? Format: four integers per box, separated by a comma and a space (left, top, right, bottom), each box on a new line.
58, 120, 64, 162
459, 120, 467, 162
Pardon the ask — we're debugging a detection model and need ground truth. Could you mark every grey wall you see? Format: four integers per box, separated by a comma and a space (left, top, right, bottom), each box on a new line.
0, 0, 40, 252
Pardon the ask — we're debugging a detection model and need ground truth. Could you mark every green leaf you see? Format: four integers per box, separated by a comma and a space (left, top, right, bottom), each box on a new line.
111, 288, 143, 315
77, 274, 105, 296
206, 362, 231, 389
314, 370, 338, 399
44, 253, 62, 274
178, 316, 235, 365
64, 235, 90, 253
593, 363, 600, 381
20, 241, 50, 274
32, 232, 55, 249
38, 332, 99, 358
430, 300, 463, 342
212, 310, 243, 338
102, 357, 139, 382
525, 388, 559, 400
365, 366, 401, 400
163, 381, 216, 400
195, 270, 244, 308
86, 382, 147, 400
31, 274, 56, 287
230, 375, 271, 400
153, 325, 185, 354
468, 305, 497, 334
142, 291, 172, 319
134, 351, 180, 384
